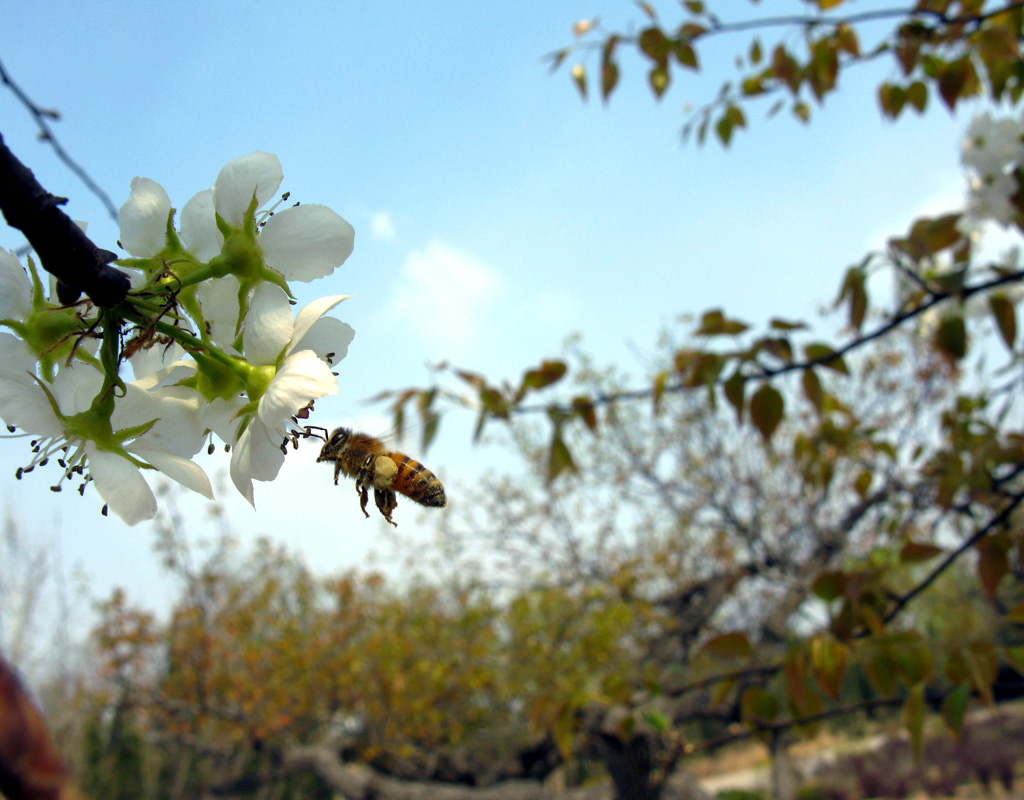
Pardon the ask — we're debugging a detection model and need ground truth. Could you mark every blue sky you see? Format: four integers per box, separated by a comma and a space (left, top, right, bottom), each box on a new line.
0, 2, 974, 616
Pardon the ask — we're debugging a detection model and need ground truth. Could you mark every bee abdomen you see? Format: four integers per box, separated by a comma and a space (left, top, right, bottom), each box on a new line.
391, 453, 447, 508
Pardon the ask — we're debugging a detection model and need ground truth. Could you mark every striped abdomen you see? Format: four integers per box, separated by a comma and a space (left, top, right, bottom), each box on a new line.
387, 452, 446, 507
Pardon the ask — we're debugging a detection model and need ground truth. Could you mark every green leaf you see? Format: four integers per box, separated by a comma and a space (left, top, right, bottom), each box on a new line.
741, 685, 779, 724
802, 368, 824, 413
652, 370, 669, 413
906, 80, 928, 112
702, 631, 753, 660
571, 64, 587, 99
899, 542, 945, 563
976, 534, 1009, 599
601, 59, 620, 101
750, 38, 762, 65
964, 641, 999, 703
934, 315, 968, 360
846, 270, 868, 331
724, 371, 744, 422
649, 65, 670, 98
675, 40, 698, 70
804, 343, 849, 374
750, 384, 784, 441
641, 709, 670, 732
772, 45, 801, 93
941, 683, 970, 739
420, 412, 440, 452
989, 293, 1017, 350
903, 682, 926, 760
639, 26, 671, 62
1004, 645, 1024, 676
715, 106, 746, 147
522, 360, 568, 392
853, 469, 872, 499
769, 317, 806, 331
810, 633, 848, 700
937, 57, 979, 111
696, 309, 749, 336
812, 570, 845, 602
879, 82, 906, 118
572, 396, 598, 432
547, 429, 576, 481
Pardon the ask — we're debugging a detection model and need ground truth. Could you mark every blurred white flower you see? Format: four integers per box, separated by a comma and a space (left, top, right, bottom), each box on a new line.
958, 112, 1024, 236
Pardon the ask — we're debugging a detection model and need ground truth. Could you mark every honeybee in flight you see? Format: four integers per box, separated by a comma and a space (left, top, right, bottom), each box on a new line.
315, 427, 446, 526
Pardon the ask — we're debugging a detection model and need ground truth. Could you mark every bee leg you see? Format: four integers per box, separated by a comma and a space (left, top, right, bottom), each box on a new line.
374, 488, 398, 527
356, 454, 376, 491
358, 483, 371, 519
333, 460, 343, 486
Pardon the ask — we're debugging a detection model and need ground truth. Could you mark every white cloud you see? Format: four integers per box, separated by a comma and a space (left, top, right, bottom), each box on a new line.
380, 240, 505, 358
369, 211, 397, 241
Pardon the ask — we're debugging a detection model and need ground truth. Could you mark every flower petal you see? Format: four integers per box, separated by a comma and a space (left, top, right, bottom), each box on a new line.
243, 284, 293, 365
203, 396, 246, 444
292, 317, 354, 365
257, 349, 337, 431
196, 275, 245, 351
118, 177, 172, 257
52, 365, 104, 416
213, 152, 283, 228
114, 383, 206, 458
0, 250, 31, 320
85, 444, 157, 525
260, 204, 355, 282
288, 294, 352, 355
228, 418, 289, 508
0, 365, 62, 436
247, 419, 287, 482
180, 189, 223, 261
129, 443, 214, 500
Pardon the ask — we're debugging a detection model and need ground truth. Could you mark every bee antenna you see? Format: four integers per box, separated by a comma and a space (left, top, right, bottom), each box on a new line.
304, 425, 329, 442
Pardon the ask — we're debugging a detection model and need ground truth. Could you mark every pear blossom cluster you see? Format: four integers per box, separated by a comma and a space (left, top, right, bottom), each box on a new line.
0, 152, 355, 524
959, 110, 1024, 236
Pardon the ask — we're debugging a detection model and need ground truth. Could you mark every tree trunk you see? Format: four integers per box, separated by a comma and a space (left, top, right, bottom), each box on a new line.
769, 729, 797, 800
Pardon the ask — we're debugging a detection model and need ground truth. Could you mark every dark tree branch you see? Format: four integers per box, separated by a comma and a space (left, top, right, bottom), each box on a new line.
0, 132, 128, 307
512, 270, 1024, 416
883, 487, 1024, 625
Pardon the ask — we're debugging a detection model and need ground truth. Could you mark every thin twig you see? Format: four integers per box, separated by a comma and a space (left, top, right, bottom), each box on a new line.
0, 54, 119, 221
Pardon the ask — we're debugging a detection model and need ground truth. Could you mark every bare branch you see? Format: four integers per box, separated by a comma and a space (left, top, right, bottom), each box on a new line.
0, 55, 119, 221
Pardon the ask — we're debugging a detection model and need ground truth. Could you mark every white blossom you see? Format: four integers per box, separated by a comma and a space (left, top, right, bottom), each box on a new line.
0, 365, 213, 525
959, 112, 1024, 236
225, 285, 354, 505
118, 177, 173, 257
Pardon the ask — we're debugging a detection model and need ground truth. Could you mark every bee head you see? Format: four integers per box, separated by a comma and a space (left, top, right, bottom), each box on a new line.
317, 427, 352, 461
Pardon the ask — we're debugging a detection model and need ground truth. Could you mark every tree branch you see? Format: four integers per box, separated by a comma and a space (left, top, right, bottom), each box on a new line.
0, 132, 128, 307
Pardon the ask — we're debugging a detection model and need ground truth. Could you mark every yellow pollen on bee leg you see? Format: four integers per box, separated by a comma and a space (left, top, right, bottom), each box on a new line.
373, 455, 398, 489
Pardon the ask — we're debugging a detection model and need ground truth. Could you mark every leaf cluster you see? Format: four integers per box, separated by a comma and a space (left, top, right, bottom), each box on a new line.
549, 1, 1024, 147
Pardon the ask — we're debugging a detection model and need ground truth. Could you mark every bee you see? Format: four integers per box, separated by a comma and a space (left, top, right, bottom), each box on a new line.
315, 427, 446, 526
